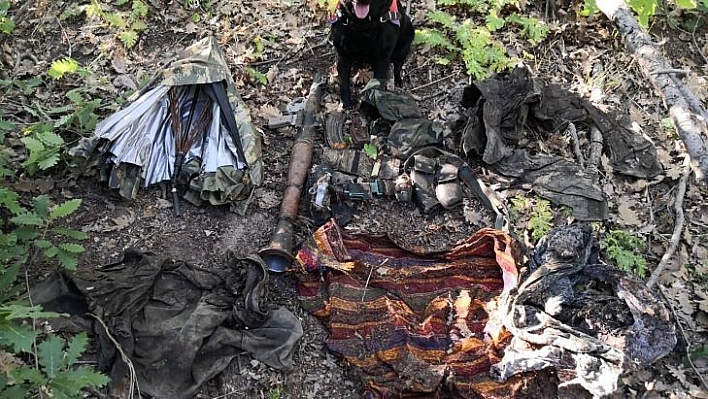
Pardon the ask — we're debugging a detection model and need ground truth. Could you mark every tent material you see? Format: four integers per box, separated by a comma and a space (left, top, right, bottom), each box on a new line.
71, 36, 262, 214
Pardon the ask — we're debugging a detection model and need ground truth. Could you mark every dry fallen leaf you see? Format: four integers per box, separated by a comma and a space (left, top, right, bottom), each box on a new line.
617, 200, 641, 226
266, 66, 280, 85
259, 104, 282, 121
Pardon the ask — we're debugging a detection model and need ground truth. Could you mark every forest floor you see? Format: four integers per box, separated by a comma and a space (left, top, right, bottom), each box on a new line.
1, 0, 708, 397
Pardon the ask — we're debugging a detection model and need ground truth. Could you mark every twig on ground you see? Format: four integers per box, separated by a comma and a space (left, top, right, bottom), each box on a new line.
566, 122, 585, 168
209, 389, 246, 399
24, 270, 41, 376
651, 69, 691, 77
658, 285, 708, 390
89, 314, 141, 399
411, 75, 454, 92
645, 185, 655, 229
690, 16, 708, 67
361, 258, 389, 301
670, 73, 708, 123
647, 166, 690, 288
586, 125, 603, 172
418, 91, 448, 102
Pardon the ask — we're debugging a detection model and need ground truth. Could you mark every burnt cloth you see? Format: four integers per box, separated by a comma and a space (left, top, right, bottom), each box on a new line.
295, 220, 558, 398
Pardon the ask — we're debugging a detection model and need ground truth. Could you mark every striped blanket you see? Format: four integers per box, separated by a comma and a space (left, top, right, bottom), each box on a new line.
296, 220, 553, 398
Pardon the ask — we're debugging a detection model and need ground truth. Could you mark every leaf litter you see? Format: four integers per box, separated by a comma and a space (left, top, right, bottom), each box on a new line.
1, 0, 708, 397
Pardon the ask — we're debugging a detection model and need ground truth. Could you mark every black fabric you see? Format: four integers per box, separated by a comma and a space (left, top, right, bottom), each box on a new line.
203, 82, 248, 168
582, 102, 663, 178
459, 66, 663, 221
31, 250, 302, 399
462, 67, 662, 180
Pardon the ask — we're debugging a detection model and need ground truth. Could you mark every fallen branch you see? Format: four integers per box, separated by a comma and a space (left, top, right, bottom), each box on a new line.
646, 166, 689, 288
658, 286, 708, 390
596, 0, 708, 181
587, 125, 603, 172
566, 122, 585, 168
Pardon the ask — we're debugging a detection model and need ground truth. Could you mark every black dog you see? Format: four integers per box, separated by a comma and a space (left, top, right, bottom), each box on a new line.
330, 0, 415, 109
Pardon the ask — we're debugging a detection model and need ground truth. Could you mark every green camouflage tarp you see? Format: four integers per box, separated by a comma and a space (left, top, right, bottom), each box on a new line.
71, 36, 262, 214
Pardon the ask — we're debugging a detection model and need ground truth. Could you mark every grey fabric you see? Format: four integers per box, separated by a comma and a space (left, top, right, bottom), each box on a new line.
361, 79, 424, 121
31, 250, 302, 399
492, 150, 608, 221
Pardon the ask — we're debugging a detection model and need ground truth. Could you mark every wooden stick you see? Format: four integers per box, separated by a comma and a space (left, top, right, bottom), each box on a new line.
647, 166, 689, 288
658, 286, 708, 390
566, 122, 585, 168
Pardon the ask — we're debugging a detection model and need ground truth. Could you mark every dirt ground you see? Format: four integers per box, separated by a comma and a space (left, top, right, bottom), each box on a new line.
2, 0, 708, 398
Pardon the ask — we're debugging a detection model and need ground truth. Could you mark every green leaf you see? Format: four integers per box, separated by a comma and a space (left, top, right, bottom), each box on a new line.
65, 88, 85, 104
0, 16, 14, 35
363, 143, 378, 159
0, 320, 39, 352
13, 226, 38, 241
52, 228, 89, 240
33, 194, 51, 218
20, 136, 44, 152
246, 67, 267, 85
50, 366, 110, 396
131, 19, 147, 31
63, 332, 88, 368
0, 263, 20, 295
59, 4, 86, 20
674, 0, 696, 8
1, 303, 62, 320
0, 188, 24, 214
85, 2, 103, 18
34, 239, 53, 249
131, 0, 149, 19
50, 199, 82, 220
10, 213, 44, 226
44, 246, 59, 258
0, 385, 30, 398
104, 12, 126, 28
48, 57, 80, 80
0, 118, 14, 131
40, 129, 64, 147
58, 243, 84, 254
56, 250, 78, 270
9, 365, 45, 385
53, 114, 74, 128
485, 11, 505, 31
38, 334, 64, 379
37, 153, 60, 170
428, 11, 456, 28
118, 30, 138, 48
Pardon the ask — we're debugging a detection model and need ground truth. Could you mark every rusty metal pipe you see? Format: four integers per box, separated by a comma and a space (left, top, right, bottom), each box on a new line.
259, 75, 324, 272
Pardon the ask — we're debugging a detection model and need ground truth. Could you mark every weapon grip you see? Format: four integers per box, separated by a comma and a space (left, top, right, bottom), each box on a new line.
172, 187, 181, 217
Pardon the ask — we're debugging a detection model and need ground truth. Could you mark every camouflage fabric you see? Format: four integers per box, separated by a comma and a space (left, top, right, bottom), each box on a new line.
164, 37, 263, 189
70, 37, 262, 215
387, 118, 444, 159
361, 79, 423, 121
